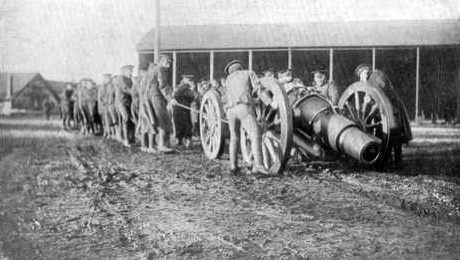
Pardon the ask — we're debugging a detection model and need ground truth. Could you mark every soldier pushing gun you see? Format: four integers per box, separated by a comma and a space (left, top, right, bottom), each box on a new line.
224, 60, 269, 175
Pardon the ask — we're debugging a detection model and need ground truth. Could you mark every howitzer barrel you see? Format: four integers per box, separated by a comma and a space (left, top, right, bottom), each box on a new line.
292, 94, 381, 164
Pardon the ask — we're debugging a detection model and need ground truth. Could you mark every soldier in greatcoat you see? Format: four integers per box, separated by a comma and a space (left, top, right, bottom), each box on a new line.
98, 74, 111, 137
131, 75, 142, 133
106, 76, 119, 139
82, 79, 99, 135
366, 68, 412, 165
114, 65, 135, 147
75, 79, 89, 134
71, 83, 82, 130
147, 55, 175, 153
224, 60, 268, 175
139, 66, 159, 153
61, 83, 74, 130
172, 74, 196, 147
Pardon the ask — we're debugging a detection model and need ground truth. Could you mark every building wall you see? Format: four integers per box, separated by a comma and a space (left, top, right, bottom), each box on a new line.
420, 47, 460, 122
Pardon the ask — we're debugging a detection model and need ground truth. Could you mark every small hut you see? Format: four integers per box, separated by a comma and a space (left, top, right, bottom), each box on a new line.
0, 72, 59, 115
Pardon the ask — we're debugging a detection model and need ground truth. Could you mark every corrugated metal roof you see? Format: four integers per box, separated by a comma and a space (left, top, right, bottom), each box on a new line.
137, 19, 460, 51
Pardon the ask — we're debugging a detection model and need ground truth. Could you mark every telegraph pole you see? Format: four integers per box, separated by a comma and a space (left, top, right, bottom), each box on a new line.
153, 0, 160, 63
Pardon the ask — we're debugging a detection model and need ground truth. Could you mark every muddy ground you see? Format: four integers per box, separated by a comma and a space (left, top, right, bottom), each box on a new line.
0, 118, 459, 259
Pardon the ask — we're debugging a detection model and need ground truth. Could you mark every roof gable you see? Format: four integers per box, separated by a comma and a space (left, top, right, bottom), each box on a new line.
0, 73, 40, 101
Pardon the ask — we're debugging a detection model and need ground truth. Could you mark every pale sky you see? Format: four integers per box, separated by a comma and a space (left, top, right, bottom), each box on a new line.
0, 0, 459, 82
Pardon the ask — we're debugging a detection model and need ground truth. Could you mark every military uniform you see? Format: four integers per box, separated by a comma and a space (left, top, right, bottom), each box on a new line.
311, 80, 339, 105
131, 76, 142, 128
308, 67, 340, 105
172, 80, 195, 145
368, 70, 412, 164
71, 85, 81, 129
149, 64, 173, 134
61, 86, 74, 129
137, 69, 159, 152
106, 78, 118, 127
98, 75, 111, 137
75, 82, 88, 131
113, 70, 134, 145
114, 75, 133, 124
82, 81, 99, 134
224, 60, 267, 174
42, 99, 54, 120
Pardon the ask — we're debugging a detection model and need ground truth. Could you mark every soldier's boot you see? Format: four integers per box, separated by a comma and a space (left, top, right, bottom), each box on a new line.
89, 123, 94, 135
157, 129, 173, 153
122, 123, 131, 148
103, 126, 108, 138
147, 133, 158, 154
229, 135, 239, 173
116, 125, 122, 141
140, 133, 148, 151
184, 138, 191, 148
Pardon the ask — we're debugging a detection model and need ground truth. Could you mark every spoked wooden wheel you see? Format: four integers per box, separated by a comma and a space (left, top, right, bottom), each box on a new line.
338, 82, 393, 164
240, 77, 293, 174
200, 89, 226, 159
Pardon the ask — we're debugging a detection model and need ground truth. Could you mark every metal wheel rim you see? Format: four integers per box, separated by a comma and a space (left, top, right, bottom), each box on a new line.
240, 77, 293, 174
200, 90, 225, 159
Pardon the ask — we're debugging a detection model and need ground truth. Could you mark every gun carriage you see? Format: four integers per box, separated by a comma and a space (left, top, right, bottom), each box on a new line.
199, 76, 409, 174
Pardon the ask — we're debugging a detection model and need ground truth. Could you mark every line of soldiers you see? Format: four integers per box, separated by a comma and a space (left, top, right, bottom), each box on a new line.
60, 55, 183, 153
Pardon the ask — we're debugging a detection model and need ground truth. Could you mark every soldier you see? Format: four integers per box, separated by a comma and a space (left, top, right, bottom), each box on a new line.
61, 83, 74, 130
263, 68, 276, 79
224, 60, 268, 175
368, 69, 412, 165
98, 74, 111, 137
355, 63, 372, 82
307, 66, 340, 105
278, 69, 307, 106
90, 80, 102, 134
147, 55, 175, 153
140, 65, 162, 153
172, 74, 196, 147
82, 79, 99, 135
114, 65, 135, 147
42, 98, 54, 120
71, 82, 82, 130
138, 67, 155, 152
106, 76, 118, 139
76, 79, 90, 135
131, 74, 142, 133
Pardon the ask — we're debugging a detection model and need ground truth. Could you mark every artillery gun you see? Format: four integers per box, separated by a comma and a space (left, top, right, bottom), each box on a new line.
199, 76, 410, 174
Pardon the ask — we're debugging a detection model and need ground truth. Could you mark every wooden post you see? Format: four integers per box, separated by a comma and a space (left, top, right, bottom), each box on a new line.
372, 48, 376, 70
153, 0, 160, 63
415, 47, 420, 122
329, 49, 334, 81
248, 50, 253, 71
210, 50, 214, 80
288, 47, 292, 70
172, 51, 177, 88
